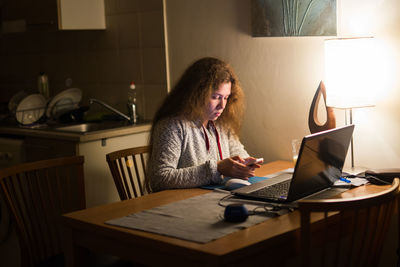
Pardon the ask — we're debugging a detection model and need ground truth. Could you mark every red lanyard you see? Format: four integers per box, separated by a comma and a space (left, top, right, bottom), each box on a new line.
202, 121, 223, 160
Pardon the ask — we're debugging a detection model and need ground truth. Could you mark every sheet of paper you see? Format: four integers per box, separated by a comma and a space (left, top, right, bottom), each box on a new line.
333, 177, 368, 187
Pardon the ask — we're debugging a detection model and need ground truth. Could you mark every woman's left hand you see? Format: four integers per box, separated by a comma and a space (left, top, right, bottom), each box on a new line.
242, 157, 263, 167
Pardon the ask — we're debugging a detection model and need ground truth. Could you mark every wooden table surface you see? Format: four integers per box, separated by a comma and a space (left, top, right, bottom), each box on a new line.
62, 160, 388, 266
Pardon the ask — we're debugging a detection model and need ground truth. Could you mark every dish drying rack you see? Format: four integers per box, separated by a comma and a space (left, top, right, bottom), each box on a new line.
14, 100, 80, 125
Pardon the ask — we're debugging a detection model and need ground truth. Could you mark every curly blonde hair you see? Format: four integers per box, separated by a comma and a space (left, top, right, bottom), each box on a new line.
151, 57, 245, 137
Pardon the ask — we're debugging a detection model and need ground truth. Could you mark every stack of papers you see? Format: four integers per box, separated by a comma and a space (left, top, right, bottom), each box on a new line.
333, 177, 369, 187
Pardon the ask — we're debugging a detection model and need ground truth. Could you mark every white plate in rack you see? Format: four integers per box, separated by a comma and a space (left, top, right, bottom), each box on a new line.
46, 88, 82, 118
15, 94, 46, 125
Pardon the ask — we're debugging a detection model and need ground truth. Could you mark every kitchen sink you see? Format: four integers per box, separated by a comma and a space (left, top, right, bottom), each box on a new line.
54, 121, 131, 133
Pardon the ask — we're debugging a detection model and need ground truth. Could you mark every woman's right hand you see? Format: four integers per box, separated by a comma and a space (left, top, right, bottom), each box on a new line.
217, 156, 256, 179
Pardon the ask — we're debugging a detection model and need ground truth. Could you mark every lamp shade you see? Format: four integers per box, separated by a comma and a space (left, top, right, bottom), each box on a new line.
324, 37, 377, 109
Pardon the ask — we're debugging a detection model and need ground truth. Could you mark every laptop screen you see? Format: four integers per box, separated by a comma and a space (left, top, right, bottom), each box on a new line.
287, 124, 355, 201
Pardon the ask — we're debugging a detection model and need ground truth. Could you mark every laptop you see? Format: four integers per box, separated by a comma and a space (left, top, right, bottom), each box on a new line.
233, 124, 355, 203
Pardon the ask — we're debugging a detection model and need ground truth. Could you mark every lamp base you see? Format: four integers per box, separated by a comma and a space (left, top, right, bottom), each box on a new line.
342, 166, 369, 176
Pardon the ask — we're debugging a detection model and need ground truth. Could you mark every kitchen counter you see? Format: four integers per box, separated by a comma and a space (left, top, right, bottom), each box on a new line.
0, 122, 152, 142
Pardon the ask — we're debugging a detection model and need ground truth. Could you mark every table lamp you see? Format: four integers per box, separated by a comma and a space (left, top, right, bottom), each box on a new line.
324, 37, 377, 170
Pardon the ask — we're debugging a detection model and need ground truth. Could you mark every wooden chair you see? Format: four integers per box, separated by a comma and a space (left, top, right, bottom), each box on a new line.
0, 156, 85, 267
298, 178, 400, 267
106, 146, 150, 200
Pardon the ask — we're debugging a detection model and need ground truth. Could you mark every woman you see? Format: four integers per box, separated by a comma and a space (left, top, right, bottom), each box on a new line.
146, 57, 262, 192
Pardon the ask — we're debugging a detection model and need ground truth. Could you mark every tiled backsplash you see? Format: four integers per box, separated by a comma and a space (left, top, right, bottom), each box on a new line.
0, 0, 167, 121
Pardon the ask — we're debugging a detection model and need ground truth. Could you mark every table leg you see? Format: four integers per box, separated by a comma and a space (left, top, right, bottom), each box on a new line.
62, 226, 87, 267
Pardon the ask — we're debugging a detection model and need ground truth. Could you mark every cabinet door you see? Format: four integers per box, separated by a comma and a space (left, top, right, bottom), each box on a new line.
24, 137, 78, 162
57, 0, 106, 30
79, 131, 149, 208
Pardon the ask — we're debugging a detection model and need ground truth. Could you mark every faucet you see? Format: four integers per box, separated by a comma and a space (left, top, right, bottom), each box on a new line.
89, 98, 136, 124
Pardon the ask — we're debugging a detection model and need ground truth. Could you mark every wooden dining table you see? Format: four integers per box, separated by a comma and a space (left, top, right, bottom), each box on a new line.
61, 160, 389, 266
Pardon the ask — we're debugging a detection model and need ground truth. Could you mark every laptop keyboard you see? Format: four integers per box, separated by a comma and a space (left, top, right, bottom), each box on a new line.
250, 179, 291, 199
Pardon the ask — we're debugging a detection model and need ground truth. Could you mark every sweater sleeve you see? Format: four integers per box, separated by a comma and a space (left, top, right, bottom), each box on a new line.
227, 130, 250, 159
148, 119, 222, 191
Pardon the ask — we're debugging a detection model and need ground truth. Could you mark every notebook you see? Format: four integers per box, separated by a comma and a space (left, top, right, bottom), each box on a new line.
233, 125, 355, 203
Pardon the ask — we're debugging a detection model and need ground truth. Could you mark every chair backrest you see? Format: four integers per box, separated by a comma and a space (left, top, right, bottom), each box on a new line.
0, 156, 85, 266
298, 178, 400, 267
106, 145, 150, 200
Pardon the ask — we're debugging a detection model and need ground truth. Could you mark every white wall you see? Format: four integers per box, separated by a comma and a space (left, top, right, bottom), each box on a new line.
164, 0, 400, 170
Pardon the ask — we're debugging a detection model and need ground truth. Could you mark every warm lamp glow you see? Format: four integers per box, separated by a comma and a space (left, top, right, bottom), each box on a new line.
324, 37, 378, 108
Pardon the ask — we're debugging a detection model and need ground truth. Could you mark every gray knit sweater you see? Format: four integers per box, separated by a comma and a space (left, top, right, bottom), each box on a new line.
147, 117, 249, 191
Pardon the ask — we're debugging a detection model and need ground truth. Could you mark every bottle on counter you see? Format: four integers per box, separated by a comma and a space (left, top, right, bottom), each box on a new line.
37, 72, 49, 98
127, 81, 138, 124
128, 81, 136, 104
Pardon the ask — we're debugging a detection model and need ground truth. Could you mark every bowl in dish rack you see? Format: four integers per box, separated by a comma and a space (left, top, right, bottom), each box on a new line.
15, 94, 46, 125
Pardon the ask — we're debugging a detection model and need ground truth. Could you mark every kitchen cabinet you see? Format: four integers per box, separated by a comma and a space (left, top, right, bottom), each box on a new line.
1, 0, 105, 33
0, 136, 25, 168
24, 136, 77, 161
57, 0, 106, 30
